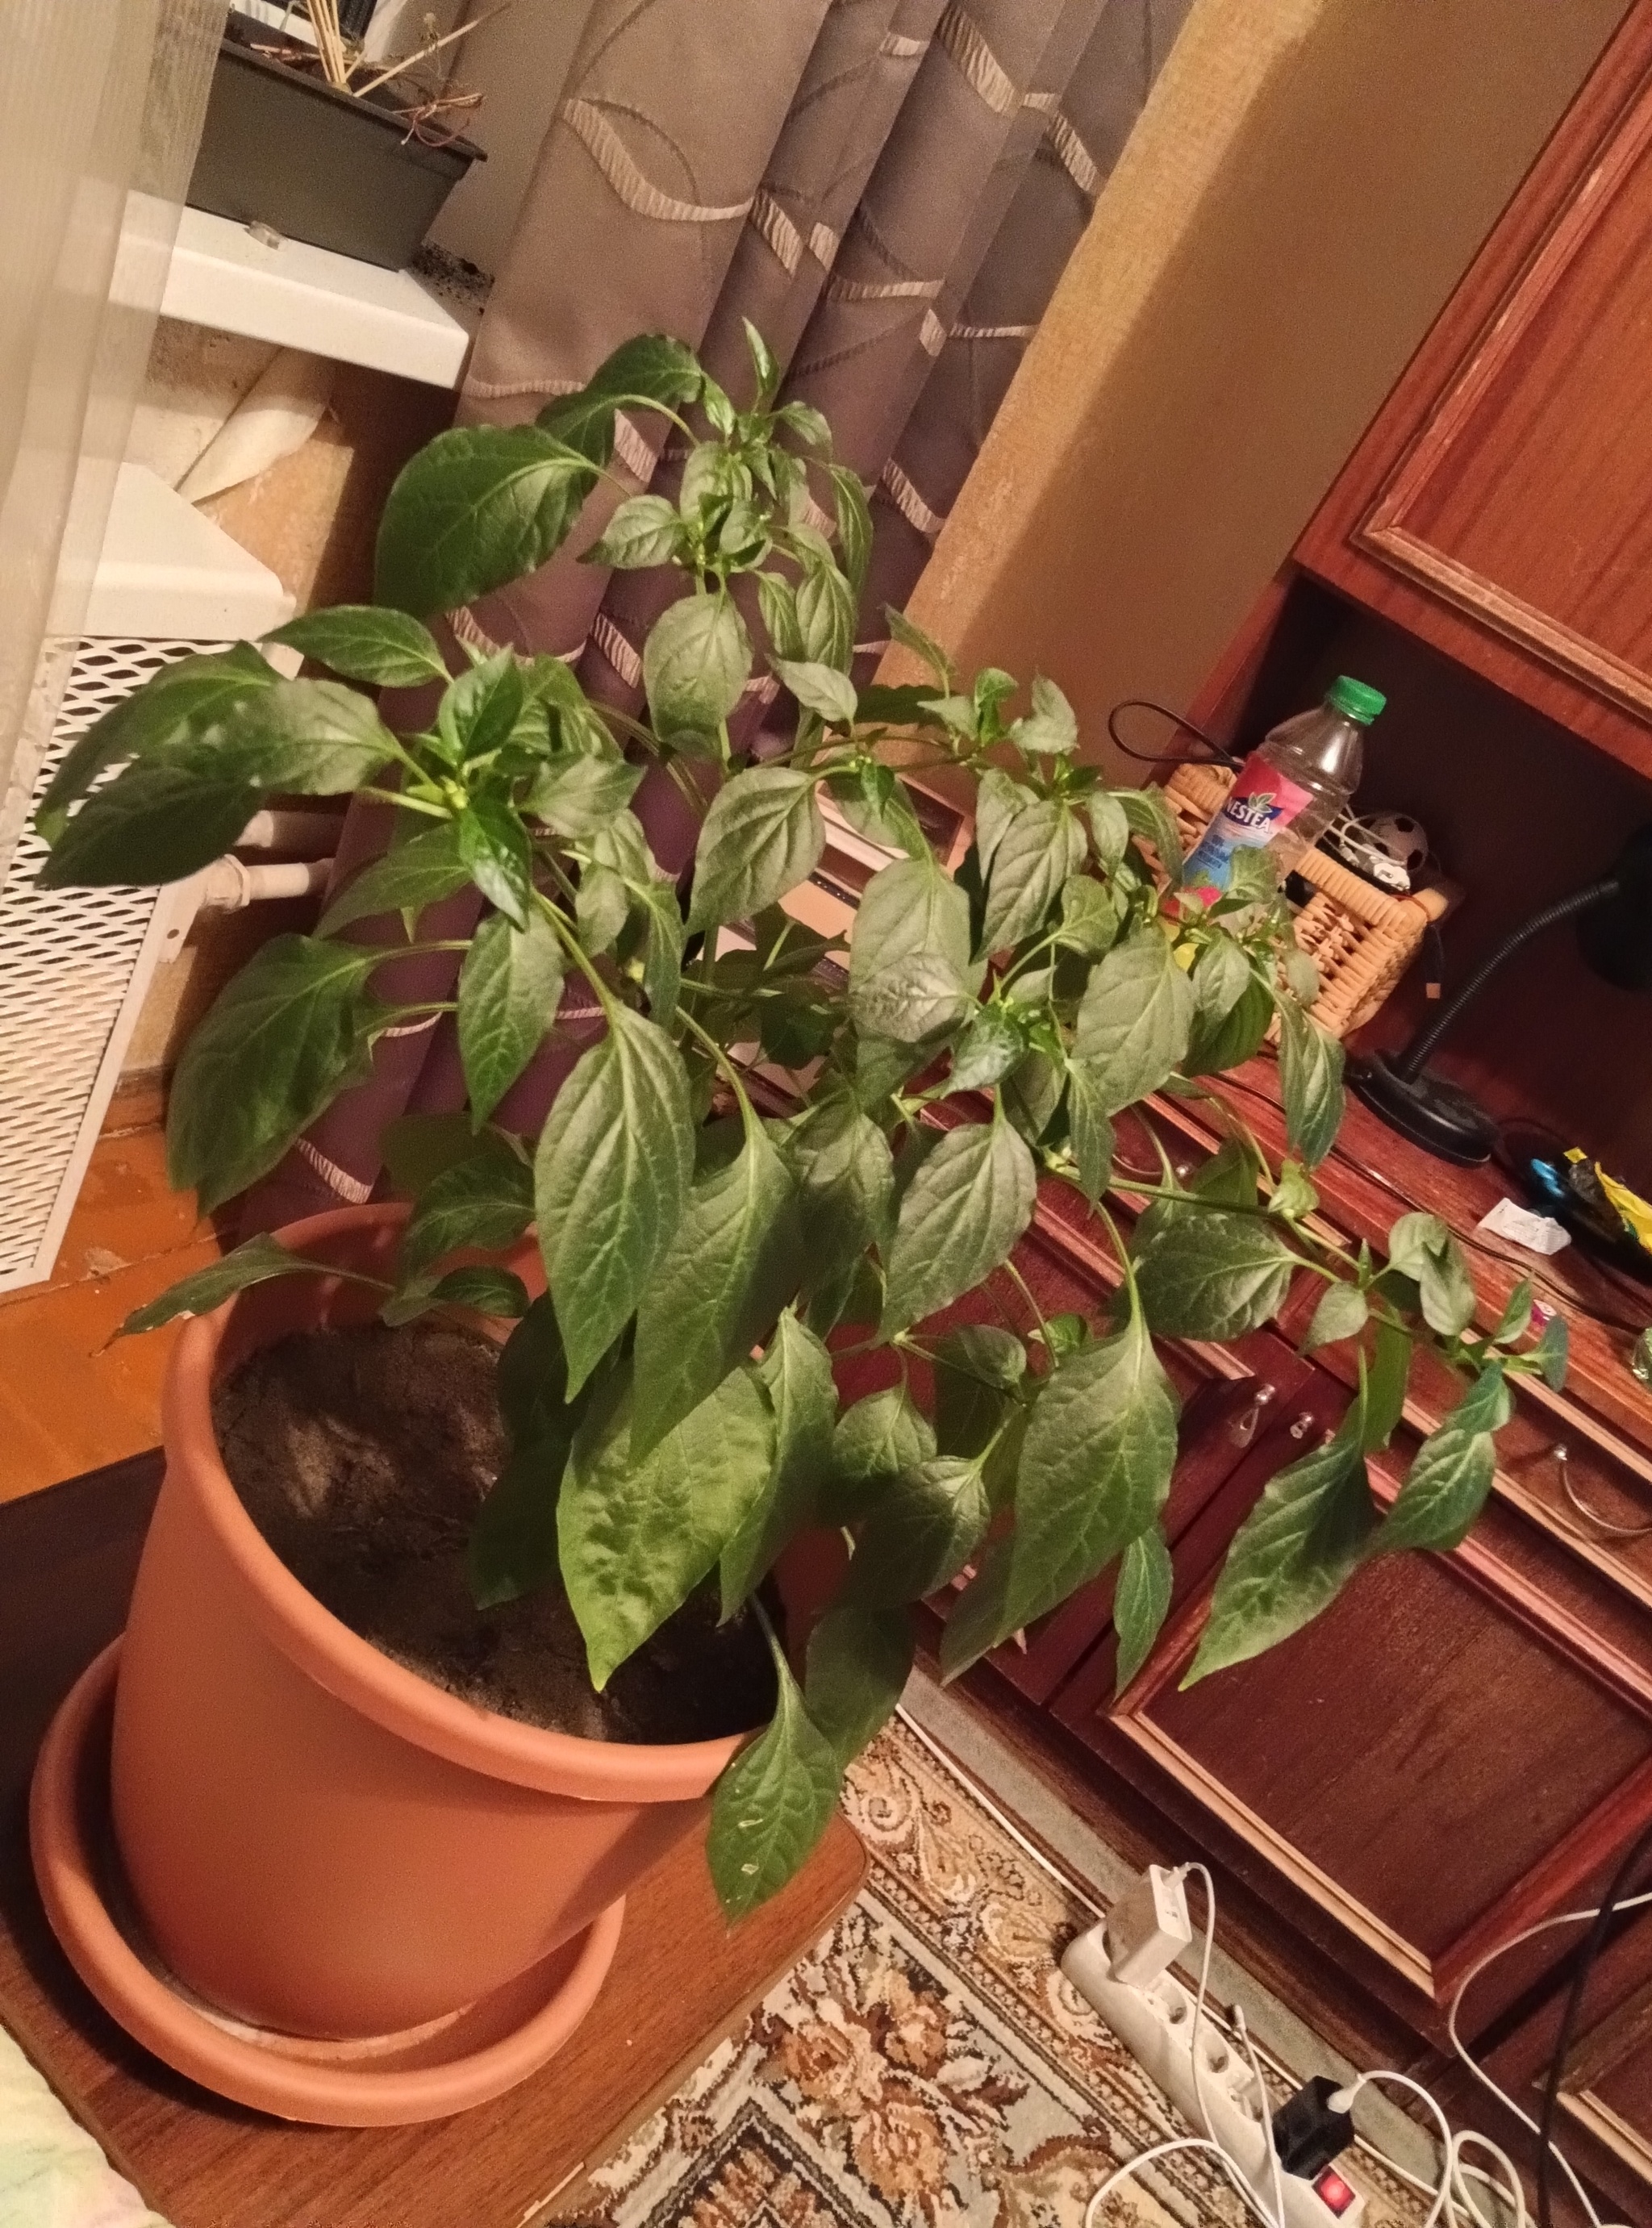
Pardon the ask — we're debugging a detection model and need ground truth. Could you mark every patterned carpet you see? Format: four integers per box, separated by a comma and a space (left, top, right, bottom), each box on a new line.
559, 1717, 1427, 2228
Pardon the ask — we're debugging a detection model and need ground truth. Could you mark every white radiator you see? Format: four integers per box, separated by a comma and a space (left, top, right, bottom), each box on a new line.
0, 465, 291, 1292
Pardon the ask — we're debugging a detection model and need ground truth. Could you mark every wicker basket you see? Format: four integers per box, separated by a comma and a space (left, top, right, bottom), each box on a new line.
1162, 764, 1450, 1038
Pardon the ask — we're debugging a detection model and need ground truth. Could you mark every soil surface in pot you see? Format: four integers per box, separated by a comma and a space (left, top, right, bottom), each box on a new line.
211, 1322, 776, 1745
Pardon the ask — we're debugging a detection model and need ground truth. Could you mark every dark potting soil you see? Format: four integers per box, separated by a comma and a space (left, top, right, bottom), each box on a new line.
211, 1321, 777, 1745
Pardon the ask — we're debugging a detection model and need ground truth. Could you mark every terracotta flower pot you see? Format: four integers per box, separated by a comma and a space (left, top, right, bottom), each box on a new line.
101, 1204, 757, 2044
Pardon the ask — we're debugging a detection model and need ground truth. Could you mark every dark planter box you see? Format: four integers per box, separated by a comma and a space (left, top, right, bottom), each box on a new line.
187, 24, 485, 270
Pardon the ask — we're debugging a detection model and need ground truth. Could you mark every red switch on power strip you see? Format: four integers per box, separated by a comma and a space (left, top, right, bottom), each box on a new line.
1313, 2168, 1358, 2217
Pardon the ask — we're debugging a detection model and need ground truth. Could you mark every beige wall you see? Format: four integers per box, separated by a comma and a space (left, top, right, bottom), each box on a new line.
904, 0, 1629, 773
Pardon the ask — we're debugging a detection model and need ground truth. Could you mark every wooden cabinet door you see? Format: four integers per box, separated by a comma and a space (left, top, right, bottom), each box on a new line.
1050, 1432, 1652, 2039
1296, 1, 1652, 779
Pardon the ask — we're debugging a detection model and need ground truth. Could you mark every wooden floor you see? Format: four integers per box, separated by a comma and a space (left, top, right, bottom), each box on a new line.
0, 1097, 220, 1504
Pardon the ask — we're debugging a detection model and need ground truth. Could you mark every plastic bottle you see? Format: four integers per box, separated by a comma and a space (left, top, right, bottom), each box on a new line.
1182, 675, 1386, 905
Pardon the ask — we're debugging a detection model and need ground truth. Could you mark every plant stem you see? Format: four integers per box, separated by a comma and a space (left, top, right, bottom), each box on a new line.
676, 1005, 757, 1128
536, 891, 616, 1016
1003, 1258, 1051, 1347
361, 786, 448, 819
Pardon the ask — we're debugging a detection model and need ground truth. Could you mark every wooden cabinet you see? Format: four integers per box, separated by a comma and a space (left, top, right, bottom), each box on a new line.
1296, 0, 1652, 782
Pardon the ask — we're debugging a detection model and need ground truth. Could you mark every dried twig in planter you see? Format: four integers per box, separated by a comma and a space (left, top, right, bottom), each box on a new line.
354, 0, 515, 100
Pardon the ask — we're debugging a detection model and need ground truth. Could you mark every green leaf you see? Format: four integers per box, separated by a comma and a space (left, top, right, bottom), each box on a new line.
880, 1114, 1037, 1336
497, 1292, 567, 1446
1185, 966, 1274, 1077
707, 1625, 841, 1918
161, 677, 398, 795
796, 561, 855, 668
1114, 1527, 1174, 1692
379, 1262, 532, 1325
38, 764, 261, 887
1002, 1049, 1065, 1148
932, 1325, 1024, 1467
1365, 1317, 1412, 1450
1087, 790, 1130, 870
632, 1120, 800, 1454
439, 649, 524, 762
745, 319, 781, 405
644, 592, 752, 737
778, 1096, 895, 1289
457, 794, 534, 928
1270, 1159, 1319, 1220
1133, 1209, 1300, 1338
687, 766, 824, 932
379, 1111, 488, 1198
585, 494, 682, 570
400, 1129, 533, 1275
848, 857, 978, 1043
467, 1432, 570, 1609
1057, 875, 1121, 958
773, 657, 857, 724
535, 334, 703, 463
115, 1233, 325, 1335
1370, 1362, 1511, 1558
847, 1457, 991, 1607
1183, 936, 1252, 1066
1387, 1211, 1476, 1337
854, 682, 947, 729
166, 935, 384, 1211
946, 1006, 1025, 1093
1302, 1279, 1369, 1350
456, 908, 564, 1123
561, 1362, 776, 1688
941, 1304, 1178, 1674
980, 799, 1087, 955
1187, 1403, 1377, 1679
884, 604, 955, 689
756, 572, 803, 661
375, 424, 598, 618
827, 762, 930, 859
535, 1006, 695, 1396
266, 607, 448, 688
721, 1311, 838, 1614
1012, 674, 1079, 756
318, 820, 469, 937
1116, 787, 1184, 887
35, 644, 275, 841
1277, 998, 1345, 1168
805, 1602, 913, 1767
1072, 928, 1195, 1112
1488, 1277, 1535, 1348
1064, 1063, 1116, 1204
827, 465, 872, 597
821, 1385, 936, 1524
1532, 1311, 1569, 1390
527, 749, 643, 837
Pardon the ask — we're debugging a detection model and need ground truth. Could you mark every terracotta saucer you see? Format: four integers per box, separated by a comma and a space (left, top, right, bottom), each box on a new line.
30, 1640, 626, 2126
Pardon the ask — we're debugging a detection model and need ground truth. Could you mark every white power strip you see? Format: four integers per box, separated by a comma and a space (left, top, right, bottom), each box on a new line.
1062, 1926, 1366, 2228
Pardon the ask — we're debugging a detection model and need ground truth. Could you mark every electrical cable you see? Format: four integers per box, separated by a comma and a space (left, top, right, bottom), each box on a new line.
1533, 1817, 1652, 2228
1233, 2001, 1287, 2228
1107, 699, 1241, 770
1082, 2138, 1264, 2228
1181, 1861, 1287, 2228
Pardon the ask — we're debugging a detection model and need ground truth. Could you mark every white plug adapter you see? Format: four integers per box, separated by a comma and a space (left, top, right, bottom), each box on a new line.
1105, 1863, 1193, 1984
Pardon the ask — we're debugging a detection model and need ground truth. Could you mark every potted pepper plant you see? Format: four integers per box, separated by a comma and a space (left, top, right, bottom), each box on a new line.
29, 325, 1565, 2117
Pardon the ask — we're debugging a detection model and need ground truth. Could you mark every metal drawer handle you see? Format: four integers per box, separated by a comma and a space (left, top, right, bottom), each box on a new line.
1552, 1442, 1652, 1542
1287, 1411, 1316, 1441
1229, 1383, 1277, 1449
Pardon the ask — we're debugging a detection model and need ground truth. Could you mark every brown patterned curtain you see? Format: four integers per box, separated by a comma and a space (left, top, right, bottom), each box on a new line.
243, 0, 1192, 1229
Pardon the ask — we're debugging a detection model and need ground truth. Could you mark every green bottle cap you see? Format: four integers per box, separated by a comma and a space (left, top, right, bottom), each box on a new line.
1326, 674, 1386, 724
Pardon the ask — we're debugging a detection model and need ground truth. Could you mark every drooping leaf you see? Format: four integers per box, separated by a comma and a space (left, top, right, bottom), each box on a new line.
941, 1303, 1178, 1675
1087, 789, 1130, 870
687, 766, 824, 932
932, 1325, 1025, 1466
721, 1310, 838, 1614
560, 1363, 775, 1688
38, 764, 261, 887
399, 1129, 534, 1276
584, 494, 683, 570
879, 1115, 1037, 1337
1187, 1402, 1377, 1679
820, 1384, 936, 1524
707, 1625, 841, 1918
374, 423, 599, 616
845, 1457, 991, 1607
848, 857, 978, 1044
456, 907, 565, 1123
1302, 1279, 1370, 1351
884, 604, 954, 689
535, 333, 703, 463
1116, 786, 1184, 886
644, 592, 752, 738
826, 464, 872, 597
1072, 928, 1195, 1113
266, 606, 448, 688
115, 1233, 326, 1335
1277, 996, 1345, 1168
1365, 1316, 1412, 1450
534, 1006, 695, 1396
1003, 1049, 1065, 1148
1133, 1208, 1300, 1339
1369, 1362, 1512, 1558
166, 935, 386, 1211
1387, 1211, 1477, 1337
1532, 1311, 1570, 1391
160, 677, 400, 795
1185, 968, 1274, 1076
1064, 1062, 1116, 1204
467, 1432, 571, 1609
805, 1602, 914, 1767
979, 798, 1087, 955
379, 1262, 532, 1325
496, 1292, 567, 1447
1012, 674, 1079, 756
1113, 1526, 1174, 1692
632, 1119, 801, 1454
318, 820, 470, 937
457, 793, 535, 929
773, 657, 857, 725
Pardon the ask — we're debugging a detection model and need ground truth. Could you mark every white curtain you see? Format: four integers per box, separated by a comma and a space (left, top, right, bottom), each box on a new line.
0, 0, 227, 846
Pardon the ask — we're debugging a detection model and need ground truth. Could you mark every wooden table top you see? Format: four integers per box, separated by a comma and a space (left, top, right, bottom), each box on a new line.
0, 1452, 866, 2228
